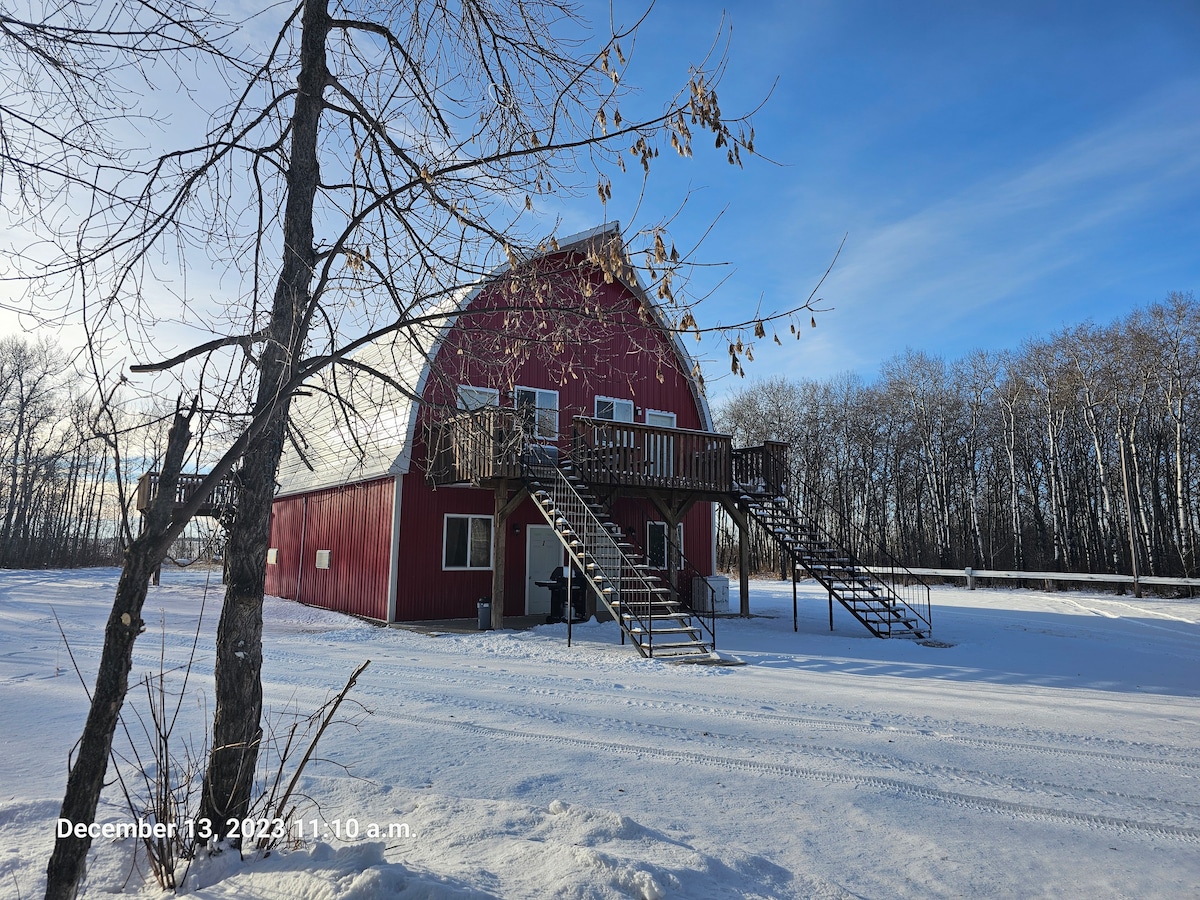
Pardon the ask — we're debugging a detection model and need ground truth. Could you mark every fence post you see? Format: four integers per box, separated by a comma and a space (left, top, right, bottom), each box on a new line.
965, 567, 975, 590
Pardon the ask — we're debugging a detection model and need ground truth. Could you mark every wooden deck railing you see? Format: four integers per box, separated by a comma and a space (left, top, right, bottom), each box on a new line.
569, 416, 732, 493
135, 471, 238, 515
427, 407, 527, 485
731, 441, 789, 496
427, 409, 786, 500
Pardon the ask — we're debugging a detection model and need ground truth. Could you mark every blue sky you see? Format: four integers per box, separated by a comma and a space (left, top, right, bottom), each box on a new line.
3, 1, 1197, 405
576, 0, 1200, 397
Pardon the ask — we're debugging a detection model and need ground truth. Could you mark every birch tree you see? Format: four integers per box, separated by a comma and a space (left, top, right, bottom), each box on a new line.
1144, 292, 1200, 574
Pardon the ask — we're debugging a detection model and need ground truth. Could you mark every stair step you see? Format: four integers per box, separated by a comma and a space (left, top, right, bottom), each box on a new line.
629, 626, 700, 636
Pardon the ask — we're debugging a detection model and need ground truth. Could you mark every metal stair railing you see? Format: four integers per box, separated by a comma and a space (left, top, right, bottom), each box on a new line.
744, 493, 932, 637
524, 461, 695, 658
568, 420, 718, 647
788, 477, 934, 635
598, 495, 718, 650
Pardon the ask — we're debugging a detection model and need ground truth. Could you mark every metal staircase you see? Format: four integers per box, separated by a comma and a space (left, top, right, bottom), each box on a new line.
741, 494, 932, 638
523, 458, 716, 661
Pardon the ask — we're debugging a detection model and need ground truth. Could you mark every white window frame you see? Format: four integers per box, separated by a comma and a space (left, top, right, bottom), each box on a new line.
442, 514, 494, 570
646, 521, 684, 571
458, 385, 500, 410
515, 386, 559, 441
594, 396, 634, 423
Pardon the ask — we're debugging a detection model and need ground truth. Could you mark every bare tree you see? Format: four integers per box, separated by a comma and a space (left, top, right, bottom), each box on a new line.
0, 1, 234, 228
1143, 292, 1200, 574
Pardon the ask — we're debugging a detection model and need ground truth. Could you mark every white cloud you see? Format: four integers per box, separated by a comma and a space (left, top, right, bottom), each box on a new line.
791, 78, 1200, 374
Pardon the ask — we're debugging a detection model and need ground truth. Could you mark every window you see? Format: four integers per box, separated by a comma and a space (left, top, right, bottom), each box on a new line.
646, 521, 684, 570
595, 396, 634, 422
515, 387, 558, 441
594, 396, 635, 449
443, 515, 493, 569
458, 385, 499, 410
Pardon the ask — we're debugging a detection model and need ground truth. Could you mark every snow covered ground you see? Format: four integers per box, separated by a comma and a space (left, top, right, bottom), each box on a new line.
1, 567, 1198, 898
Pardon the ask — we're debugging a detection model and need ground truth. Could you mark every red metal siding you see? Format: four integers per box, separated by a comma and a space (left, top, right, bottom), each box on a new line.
392, 481, 713, 623
265, 496, 304, 599
395, 477, 495, 620
415, 266, 707, 450
684, 502, 715, 575
265, 477, 394, 620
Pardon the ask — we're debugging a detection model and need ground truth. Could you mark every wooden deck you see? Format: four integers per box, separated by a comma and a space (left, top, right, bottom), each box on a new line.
135, 471, 237, 517
426, 407, 526, 486
427, 408, 787, 499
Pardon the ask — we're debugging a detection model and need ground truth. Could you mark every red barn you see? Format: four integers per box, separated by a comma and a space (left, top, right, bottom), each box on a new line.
263, 224, 736, 658
259, 224, 933, 656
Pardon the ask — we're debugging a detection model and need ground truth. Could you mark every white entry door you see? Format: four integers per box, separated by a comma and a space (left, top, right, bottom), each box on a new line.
645, 409, 677, 478
526, 525, 563, 615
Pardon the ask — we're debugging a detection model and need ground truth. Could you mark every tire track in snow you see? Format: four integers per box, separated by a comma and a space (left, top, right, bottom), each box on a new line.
259, 658, 1200, 828
395, 690, 1200, 825
270, 648, 1200, 774
367, 707, 1200, 842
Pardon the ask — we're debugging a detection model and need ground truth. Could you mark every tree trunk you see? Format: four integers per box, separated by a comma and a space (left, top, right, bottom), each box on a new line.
200, 0, 328, 838
44, 410, 193, 900
1174, 400, 1192, 573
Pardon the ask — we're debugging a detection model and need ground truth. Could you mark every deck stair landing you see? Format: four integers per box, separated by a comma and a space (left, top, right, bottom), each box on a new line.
741, 493, 932, 638
524, 460, 716, 661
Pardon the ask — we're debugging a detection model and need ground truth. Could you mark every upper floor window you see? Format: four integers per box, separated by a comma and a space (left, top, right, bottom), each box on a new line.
515, 387, 558, 440
458, 385, 499, 410
595, 396, 634, 423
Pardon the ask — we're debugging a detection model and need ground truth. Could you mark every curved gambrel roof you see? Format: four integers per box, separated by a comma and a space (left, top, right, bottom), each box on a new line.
275, 223, 713, 497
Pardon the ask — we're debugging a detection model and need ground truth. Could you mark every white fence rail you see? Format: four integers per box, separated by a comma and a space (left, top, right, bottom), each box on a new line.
858, 566, 1200, 590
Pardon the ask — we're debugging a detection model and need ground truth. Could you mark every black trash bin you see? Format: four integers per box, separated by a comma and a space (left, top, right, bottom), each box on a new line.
477, 597, 491, 630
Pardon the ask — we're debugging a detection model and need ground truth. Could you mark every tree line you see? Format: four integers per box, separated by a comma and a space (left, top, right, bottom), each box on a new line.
716, 291, 1199, 579
0, 336, 119, 567
0, 334, 223, 570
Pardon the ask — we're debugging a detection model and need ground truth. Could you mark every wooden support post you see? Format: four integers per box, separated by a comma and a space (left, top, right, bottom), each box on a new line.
792, 564, 798, 632
492, 480, 508, 630
718, 495, 752, 618
738, 501, 750, 617
828, 587, 834, 632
